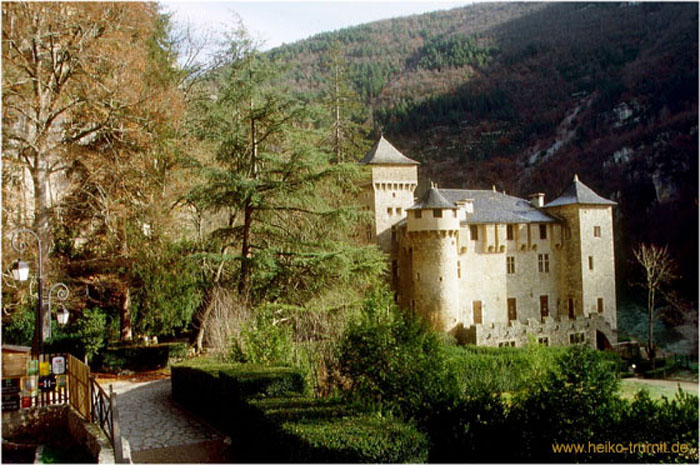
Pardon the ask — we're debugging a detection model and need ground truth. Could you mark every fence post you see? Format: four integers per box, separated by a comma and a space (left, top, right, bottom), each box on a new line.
110, 385, 125, 463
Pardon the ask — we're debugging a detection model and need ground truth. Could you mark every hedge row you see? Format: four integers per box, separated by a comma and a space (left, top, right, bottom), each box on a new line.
170, 359, 428, 463
94, 342, 188, 372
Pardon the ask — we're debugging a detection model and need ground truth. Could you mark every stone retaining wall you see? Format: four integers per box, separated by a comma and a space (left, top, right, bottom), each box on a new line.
455, 313, 615, 348
2, 404, 116, 463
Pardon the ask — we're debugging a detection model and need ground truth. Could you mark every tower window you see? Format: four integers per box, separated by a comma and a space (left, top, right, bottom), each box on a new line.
414, 210, 422, 219
387, 207, 393, 215
392, 260, 398, 279
568, 298, 575, 319
538, 253, 550, 272
472, 301, 483, 324
416, 272, 420, 281
594, 226, 601, 237
506, 224, 514, 240
433, 209, 443, 218
597, 298, 604, 313
588, 256, 594, 270
539, 224, 547, 240
507, 298, 517, 321
397, 207, 402, 215
540, 295, 549, 319
506, 256, 515, 274
457, 261, 462, 279
470, 225, 479, 240
538, 336, 549, 346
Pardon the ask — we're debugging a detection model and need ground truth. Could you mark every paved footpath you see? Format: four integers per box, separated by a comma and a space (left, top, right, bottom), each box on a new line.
107, 378, 230, 463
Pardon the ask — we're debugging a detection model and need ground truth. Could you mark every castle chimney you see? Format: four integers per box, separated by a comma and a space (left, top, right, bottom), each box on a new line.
456, 199, 474, 214
529, 193, 545, 208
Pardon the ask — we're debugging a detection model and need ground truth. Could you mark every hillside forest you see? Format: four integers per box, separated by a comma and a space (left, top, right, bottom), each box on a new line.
2, 2, 698, 363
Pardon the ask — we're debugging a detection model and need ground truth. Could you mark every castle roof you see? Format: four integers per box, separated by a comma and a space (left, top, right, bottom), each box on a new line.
440, 189, 559, 224
409, 186, 457, 210
544, 174, 617, 207
360, 136, 420, 165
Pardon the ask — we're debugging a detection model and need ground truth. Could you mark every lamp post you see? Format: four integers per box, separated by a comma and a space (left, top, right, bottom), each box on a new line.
10, 228, 70, 356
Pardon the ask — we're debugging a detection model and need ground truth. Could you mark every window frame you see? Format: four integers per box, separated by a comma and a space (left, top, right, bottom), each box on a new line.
506, 256, 515, 274
469, 224, 479, 241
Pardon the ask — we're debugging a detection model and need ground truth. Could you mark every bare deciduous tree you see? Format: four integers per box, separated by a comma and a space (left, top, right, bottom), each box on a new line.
633, 243, 679, 368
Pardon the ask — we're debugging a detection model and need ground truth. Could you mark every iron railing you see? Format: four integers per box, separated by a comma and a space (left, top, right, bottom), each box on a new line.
90, 376, 125, 463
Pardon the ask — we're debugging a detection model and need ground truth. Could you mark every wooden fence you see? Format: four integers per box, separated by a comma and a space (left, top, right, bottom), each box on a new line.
1, 351, 125, 463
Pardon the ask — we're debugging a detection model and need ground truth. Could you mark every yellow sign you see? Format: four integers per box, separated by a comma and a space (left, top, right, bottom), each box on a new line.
39, 362, 50, 376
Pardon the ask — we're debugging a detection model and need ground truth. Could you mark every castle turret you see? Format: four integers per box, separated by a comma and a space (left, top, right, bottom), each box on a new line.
406, 186, 460, 331
544, 174, 617, 342
360, 136, 419, 256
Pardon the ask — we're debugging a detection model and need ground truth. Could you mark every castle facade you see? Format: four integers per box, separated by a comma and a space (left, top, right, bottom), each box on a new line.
361, 137, 617, 348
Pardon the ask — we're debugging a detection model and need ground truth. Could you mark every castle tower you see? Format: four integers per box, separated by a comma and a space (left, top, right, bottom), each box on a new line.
406, 186, 460, 331
360, 136, 419, 257
544, 174, 617, 340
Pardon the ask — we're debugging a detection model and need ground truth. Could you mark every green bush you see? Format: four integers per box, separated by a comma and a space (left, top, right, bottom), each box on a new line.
337, 287, 459, 417
219, 366, 306, 398
1, 303, 35, 346
619, 389, 699, 463
240, 304, 294, 366
131, 241, 201, 337
511, 344, 622, 461
171, 358, 428, 463
95, 342, 188, 372
76, 308, 107, 362
445, 342, 563, 395
280, 413, 428, 463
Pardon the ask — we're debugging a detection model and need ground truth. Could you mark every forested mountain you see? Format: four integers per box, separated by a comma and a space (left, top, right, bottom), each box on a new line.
268, 2, 698, 297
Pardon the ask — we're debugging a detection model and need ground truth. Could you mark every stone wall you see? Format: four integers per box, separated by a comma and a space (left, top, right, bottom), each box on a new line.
2, 405, 116, 463
457, 313, 615, 348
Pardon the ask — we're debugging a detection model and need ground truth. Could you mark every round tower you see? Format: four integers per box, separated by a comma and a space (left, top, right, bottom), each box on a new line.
406, 185, 460, 332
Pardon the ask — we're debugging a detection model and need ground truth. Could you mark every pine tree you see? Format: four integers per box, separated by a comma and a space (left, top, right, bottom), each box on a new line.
185, 31, 385, 351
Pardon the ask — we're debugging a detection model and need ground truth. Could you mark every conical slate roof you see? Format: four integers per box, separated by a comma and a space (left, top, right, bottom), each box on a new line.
409, 186, 456, 210
544, 174, 617, 207
360, 136, 420, 165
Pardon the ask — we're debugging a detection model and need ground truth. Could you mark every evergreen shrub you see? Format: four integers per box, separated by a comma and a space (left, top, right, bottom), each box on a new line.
95, 342, 188, 372
170, 358, 428, 463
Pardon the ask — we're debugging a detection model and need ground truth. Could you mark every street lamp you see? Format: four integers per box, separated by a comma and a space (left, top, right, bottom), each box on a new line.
10, 228, 70, 356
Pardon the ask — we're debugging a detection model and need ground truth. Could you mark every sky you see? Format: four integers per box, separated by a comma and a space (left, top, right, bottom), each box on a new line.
162, 1, 471, 56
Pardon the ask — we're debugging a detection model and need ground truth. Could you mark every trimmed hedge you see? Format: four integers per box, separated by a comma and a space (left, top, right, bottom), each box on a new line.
95, 342, 187, 372
170, 358, 428, 463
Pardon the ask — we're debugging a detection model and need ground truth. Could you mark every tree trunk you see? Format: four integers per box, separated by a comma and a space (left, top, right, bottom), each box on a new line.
120, 285, 133, 341
648, 288, 656, 369
238, 203, 253, 297
194, 288, 215, 354
32, 165, 52, 350
334, 63, 341, 162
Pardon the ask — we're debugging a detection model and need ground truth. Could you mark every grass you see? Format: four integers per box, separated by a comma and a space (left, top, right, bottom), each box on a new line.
619, 378, 698, 400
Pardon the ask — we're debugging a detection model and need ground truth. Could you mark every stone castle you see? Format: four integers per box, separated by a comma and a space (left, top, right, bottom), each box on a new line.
361, 136, 617, 348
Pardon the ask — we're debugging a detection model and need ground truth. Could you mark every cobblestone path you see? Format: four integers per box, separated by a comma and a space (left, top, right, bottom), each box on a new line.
109, 378, 230, 463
